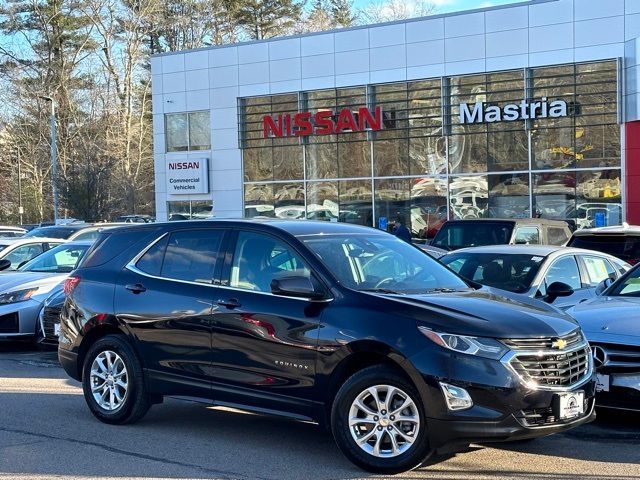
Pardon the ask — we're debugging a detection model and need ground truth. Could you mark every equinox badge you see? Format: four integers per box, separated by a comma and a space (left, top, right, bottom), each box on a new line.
274, 360, 309, 370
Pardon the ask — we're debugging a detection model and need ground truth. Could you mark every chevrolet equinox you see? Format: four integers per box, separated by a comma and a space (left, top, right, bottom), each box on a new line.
59, 220, 595, 473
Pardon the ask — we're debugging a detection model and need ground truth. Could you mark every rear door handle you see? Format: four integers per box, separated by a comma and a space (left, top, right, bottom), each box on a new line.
125, 283, 147, 294
217, 298, 241, 309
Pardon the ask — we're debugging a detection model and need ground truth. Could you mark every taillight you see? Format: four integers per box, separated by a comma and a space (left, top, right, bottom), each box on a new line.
63, 276, 80, 295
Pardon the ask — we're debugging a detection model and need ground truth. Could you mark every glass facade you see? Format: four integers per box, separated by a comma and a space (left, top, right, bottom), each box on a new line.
240, 60, 621, 237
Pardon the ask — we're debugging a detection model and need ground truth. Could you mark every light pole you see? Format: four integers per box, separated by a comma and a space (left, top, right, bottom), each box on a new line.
16, 147, 23, 225
38, 95, 59, 224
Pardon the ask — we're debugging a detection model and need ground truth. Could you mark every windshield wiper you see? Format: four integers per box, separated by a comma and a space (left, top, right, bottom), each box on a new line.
423, 287, 459, 294
360, 288, 403, 295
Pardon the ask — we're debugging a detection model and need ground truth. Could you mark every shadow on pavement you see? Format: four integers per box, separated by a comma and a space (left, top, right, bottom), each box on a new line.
488, 409, 640, 465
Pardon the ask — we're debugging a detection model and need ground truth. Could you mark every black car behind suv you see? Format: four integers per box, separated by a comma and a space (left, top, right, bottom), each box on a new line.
59, 220, 595, 473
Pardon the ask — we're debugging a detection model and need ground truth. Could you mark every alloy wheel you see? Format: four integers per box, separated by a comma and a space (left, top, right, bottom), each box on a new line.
90, 350, 128, 411
348, 384, 420, 458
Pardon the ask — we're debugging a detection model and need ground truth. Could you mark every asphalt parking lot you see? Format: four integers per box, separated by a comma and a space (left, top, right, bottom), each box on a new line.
1, 344, 639, 480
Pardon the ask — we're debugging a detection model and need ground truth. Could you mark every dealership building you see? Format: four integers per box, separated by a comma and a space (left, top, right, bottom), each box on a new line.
151, 0, 640, 235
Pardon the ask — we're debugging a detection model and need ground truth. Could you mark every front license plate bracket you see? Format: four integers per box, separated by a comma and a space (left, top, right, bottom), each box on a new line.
553, 391, 585, 420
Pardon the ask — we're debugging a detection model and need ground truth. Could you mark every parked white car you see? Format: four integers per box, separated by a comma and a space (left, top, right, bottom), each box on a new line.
0, 226, 27, 238
441, 245, 631, 310
0, 238, 63, 271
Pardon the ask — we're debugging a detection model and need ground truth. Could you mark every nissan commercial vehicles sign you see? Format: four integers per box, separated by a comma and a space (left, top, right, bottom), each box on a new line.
166, 158, 209, 194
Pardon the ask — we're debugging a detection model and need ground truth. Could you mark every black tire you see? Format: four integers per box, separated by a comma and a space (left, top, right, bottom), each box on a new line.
82, 334, 151, 425
331, 365, 432, 474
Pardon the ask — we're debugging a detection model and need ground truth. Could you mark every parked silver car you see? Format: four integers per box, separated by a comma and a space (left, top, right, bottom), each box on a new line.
0, 241, 92, 340
441, 245, 630, 309
567, 265, 640, 412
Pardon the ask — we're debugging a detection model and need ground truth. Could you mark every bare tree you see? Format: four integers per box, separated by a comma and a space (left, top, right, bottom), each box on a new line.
359, 0, 436, 24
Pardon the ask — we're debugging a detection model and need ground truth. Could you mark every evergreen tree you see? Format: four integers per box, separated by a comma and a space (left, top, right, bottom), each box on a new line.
330, 0, 356, 28
226, 0, 305, 40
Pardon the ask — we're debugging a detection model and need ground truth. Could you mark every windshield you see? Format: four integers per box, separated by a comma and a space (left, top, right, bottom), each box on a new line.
432, 222, 514, 250
301, 233, 469, 294
568, 235, 640, 263
0, 231, 24, 238
19, 243, 89, 273
25, 227, 77, 239
441, 252, 545, 294
607, 266, 640, 297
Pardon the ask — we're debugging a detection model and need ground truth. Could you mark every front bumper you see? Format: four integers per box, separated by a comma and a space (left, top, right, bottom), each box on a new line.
429, 399, 596, 452
0, 299, 43, 338
596, 373, 640, 412
408, 345, 596, 451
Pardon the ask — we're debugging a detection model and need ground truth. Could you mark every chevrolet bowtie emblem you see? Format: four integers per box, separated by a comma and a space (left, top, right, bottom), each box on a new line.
551, 338, 568, 350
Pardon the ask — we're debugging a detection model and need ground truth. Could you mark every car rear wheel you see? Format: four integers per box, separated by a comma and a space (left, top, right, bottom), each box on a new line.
82, 335, 151, 424
331, 366, 432, 473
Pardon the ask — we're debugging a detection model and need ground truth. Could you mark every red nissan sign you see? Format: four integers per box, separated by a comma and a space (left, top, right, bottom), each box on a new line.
262, 106, 383, 138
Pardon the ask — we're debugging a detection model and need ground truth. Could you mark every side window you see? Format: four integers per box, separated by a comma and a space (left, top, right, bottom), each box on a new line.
160, 230, 224, 284
73, 229, 99, 241
582, 256, 616, 286
135, 235, 169, 276
514, 227, 540, 245
5, 244, 44, 268
230, 231, 310, 292
540, 256, 581, 295
547, 227, 569, 245
444, 258, 466, 274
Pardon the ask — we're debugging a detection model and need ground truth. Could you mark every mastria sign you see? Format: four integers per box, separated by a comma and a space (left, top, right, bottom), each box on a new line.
262, 107, 383, 138
459, 97, 568, 124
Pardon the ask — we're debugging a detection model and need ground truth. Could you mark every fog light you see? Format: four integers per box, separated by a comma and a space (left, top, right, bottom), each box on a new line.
439, 382, 473, 411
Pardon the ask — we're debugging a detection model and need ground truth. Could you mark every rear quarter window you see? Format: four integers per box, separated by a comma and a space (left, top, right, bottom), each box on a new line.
547, 227, 570, 245
80, 230, 152, 268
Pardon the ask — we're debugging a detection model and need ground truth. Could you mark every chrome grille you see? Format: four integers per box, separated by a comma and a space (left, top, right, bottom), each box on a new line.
591, 343, 640, 371
508, 344, 591, 388
42, 305, 62, 338
502, 330, 584, 350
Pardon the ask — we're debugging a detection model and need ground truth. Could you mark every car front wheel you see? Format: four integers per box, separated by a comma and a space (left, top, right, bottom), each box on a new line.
82, 334, 151, 424
331, 366, 432, 473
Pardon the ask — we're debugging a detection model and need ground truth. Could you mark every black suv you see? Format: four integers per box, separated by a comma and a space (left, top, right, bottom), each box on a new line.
59, 220, 595, 473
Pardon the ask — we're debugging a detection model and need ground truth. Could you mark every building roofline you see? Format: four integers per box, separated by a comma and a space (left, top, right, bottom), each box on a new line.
151, 0, 557, 58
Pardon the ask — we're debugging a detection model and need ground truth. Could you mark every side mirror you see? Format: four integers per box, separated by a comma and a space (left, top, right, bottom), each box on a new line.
595, 277, 614, 296
271, 276, 324, 300
0, 259, 11, 271
544, 281, 574, 303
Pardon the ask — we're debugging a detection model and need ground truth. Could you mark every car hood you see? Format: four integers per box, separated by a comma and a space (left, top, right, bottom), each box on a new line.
0, 272, 67, 300
567, 296, 640, 346
380, 288, 579, 339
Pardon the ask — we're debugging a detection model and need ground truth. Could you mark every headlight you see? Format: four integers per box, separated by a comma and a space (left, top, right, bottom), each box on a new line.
0, 288, 38, 305
418, 326, 509, 360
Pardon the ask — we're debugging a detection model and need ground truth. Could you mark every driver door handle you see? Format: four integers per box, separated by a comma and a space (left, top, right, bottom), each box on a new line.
217, 298, 241, 309
125, 283, 147, 294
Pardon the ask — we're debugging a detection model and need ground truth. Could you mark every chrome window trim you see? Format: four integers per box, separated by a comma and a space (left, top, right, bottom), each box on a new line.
125, 231, 333, 303
501, 341, 594, 392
